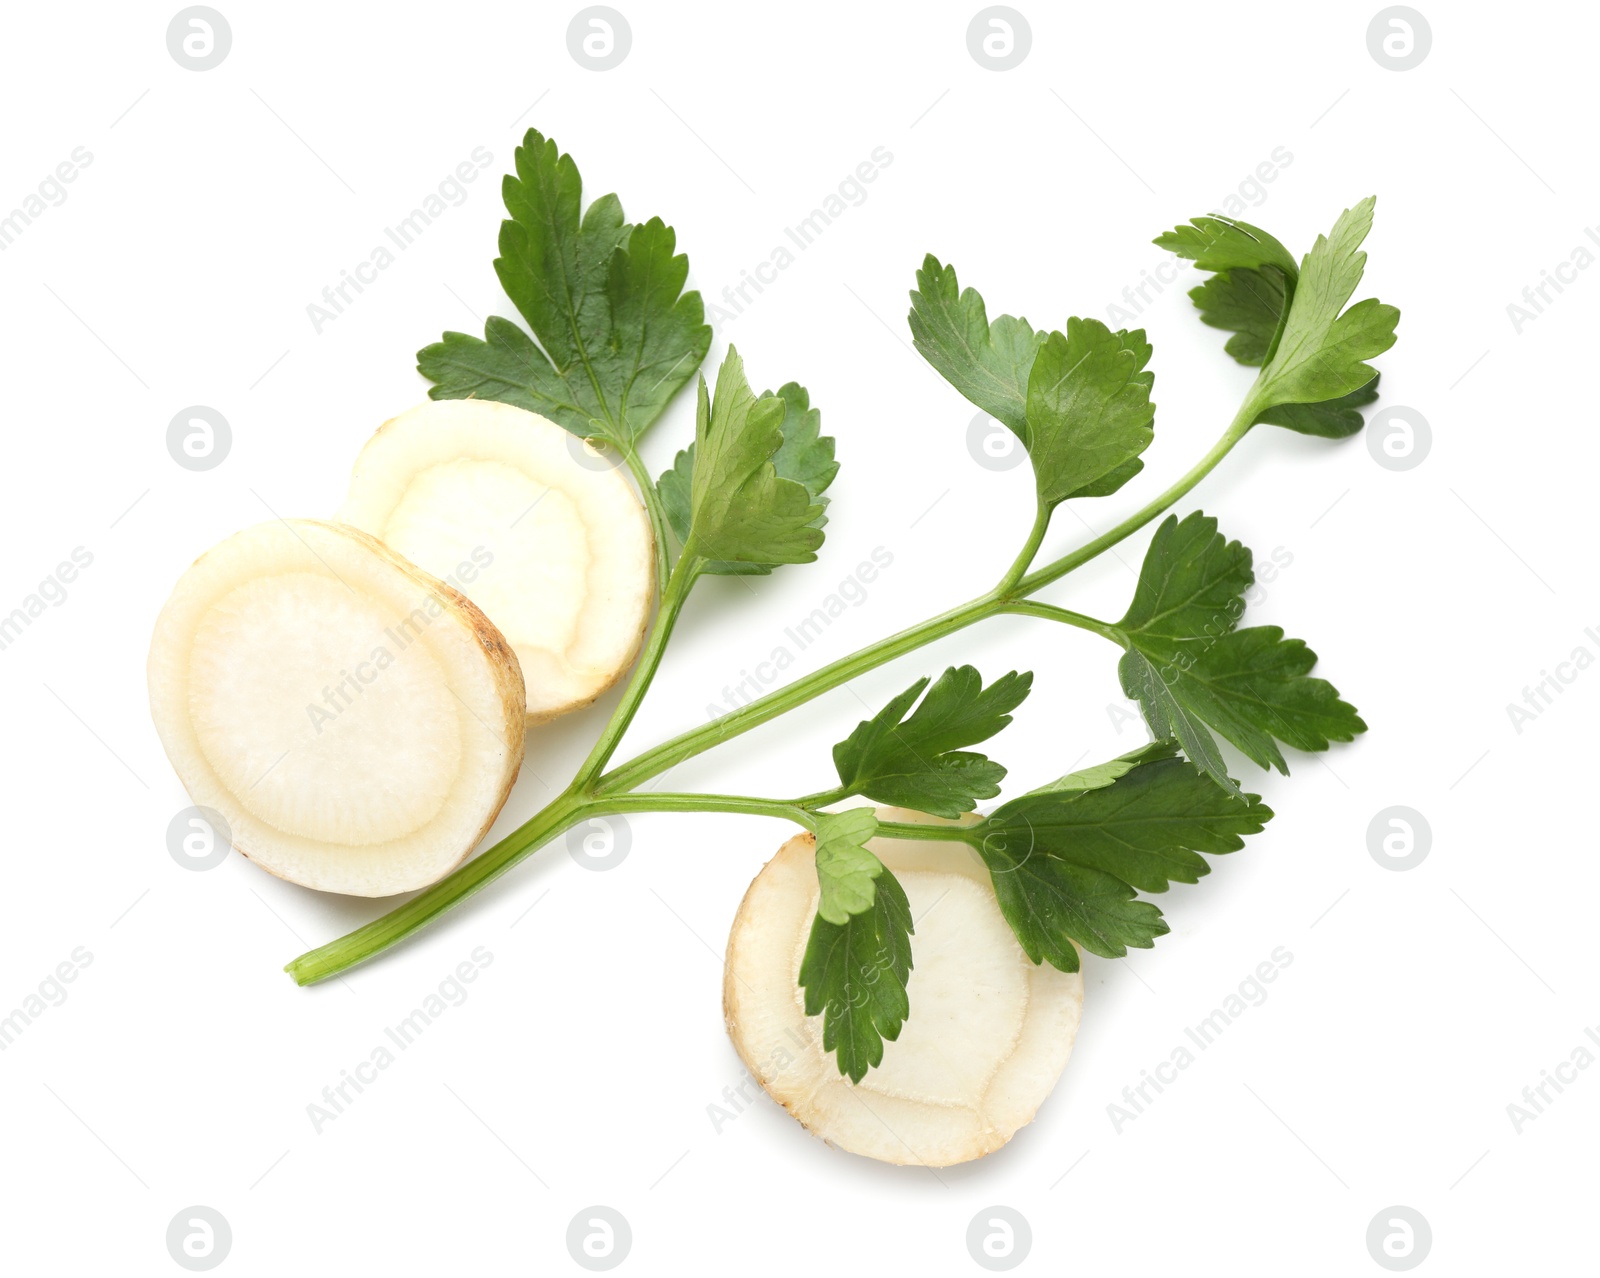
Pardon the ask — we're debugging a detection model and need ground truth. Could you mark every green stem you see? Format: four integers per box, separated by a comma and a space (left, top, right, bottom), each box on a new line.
284, 786, 588, 985
1016, 399, 1258, 595
1002, 600, 1122, 643
287, 403, 1260, 985
875, 820, 979, 842
571, 560, 699, 787
598, 404, 1257, 797
620, 441, 673, 601
995, 497, 1052, 597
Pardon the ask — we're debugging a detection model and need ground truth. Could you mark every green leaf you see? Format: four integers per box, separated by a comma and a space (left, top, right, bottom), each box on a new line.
1023, 320, 1156, 504
1255, 374, 1380, 439
1119, 511, 1253, 648
677, 348, 825, 569
1114, 512, 1366, 789
1025, 741, 1178, 795
907, 255, 1043, 434
976, 750, 1273, 971
1140, 627, 1367, 773
832, 666, 1032, 818
799, 857, 914, 1084
1254, 197, 1399, 409
1187, 266, 1290, 367
812, 808, 885, 925
1159, 206, 1393, 438
417, 128, 710, 446
658, 381, 836, 575
1154, 215, 1300, 281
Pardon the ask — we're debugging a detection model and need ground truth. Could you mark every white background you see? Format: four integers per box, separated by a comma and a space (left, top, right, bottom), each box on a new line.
1, 1, 1591, 1273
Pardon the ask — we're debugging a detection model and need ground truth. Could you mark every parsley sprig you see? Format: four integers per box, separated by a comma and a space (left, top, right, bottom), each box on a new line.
289, 132, 1396, 1085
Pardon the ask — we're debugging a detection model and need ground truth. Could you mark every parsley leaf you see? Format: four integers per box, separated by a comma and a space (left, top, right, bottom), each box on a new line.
1113, 512, 1367, 792
1023, 320, 1156, 503
1158, 204, 1396, 438
1187, 266, 1290, 367
975, 747, 1272, 971
907, 255, 1042, 435
673, 348, 826, 570
1025, 741, 1178, 795
417, 128, 710, 448
812, 808, 885, 925
1153, 215, 1300, 281
1255, 374, 1380, 439
1252, 197, 1399, 410
798, 826, 914, 1084
658, 381, 836, 574
832, 666, 1032, 818
909, 259, 1154, 504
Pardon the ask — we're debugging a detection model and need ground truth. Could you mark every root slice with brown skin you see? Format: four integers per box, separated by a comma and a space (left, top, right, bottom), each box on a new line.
336, 399, 655, 723
724, 807, 1084, 1166
147, 519, 525, 896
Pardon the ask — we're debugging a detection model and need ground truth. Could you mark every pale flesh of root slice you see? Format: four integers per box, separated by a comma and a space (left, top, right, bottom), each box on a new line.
336, 399, 655, 723
723, 808, 1084, 1167
147, 519, 526, 897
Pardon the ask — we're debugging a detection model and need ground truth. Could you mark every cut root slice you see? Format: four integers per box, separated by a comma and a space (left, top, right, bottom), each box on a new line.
724, 807, 1084, 1166
336, 399, 655, 722
148, 519, 525, 896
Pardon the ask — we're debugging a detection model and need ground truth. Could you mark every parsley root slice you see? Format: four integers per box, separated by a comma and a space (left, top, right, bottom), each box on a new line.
337, 399, 655, 722
147, 519, 525, 896
724, 808, 1083, 1166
